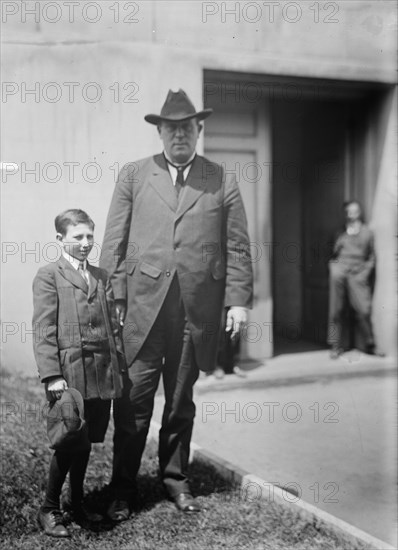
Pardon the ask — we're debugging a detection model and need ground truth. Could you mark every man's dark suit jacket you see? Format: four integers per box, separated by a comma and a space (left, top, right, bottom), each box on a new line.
100, 153, 253, 371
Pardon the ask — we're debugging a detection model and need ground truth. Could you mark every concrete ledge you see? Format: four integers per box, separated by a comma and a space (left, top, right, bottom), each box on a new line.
149, 419, 396, 550
194, 352, 397, 395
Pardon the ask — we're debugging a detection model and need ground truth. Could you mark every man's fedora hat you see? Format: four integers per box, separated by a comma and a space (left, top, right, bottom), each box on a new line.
47, 388, 90, 452
145, 89, 213, 125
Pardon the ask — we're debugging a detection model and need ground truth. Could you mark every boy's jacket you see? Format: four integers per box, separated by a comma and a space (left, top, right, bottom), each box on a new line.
32, 256, 123, 400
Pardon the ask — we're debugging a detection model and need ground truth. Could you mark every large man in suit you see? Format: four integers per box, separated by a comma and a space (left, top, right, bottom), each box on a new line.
100, 89, 253, 520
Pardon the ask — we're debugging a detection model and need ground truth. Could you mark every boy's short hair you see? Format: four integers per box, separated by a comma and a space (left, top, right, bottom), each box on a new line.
55, 209, 95, 236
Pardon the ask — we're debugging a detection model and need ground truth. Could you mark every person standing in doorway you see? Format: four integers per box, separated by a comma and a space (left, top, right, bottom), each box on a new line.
328, 200, 382, 358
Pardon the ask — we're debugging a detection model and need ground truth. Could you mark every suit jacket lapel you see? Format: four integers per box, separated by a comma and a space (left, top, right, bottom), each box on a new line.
86, 263, 98, 300
175, 156, 207, 221
58, 255, 88, 293
148, 154, 178, 212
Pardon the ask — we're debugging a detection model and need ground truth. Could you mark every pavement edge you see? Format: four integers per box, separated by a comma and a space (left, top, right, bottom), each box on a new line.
149, 419, 396, 550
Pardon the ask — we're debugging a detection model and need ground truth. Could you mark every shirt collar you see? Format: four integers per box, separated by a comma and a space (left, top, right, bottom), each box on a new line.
62, 250, 87, 270
163, 151, 196, 168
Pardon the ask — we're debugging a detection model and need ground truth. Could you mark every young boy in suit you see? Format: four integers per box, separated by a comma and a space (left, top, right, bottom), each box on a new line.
32, 209, 123, 537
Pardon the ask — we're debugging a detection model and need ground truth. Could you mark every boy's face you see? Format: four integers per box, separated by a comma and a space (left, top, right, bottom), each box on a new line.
57, 223, 94, 261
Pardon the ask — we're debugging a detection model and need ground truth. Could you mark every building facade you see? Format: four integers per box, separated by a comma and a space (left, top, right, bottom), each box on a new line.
1, 1, 396, 373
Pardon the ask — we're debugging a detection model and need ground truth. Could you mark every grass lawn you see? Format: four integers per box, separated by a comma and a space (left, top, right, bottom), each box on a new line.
0, 368, 369, 550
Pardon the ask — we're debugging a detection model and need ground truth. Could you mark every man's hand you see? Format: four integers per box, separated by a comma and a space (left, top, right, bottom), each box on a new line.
226, 307, 248, 339
46, 377, 68, 401
115, 300, 126, 326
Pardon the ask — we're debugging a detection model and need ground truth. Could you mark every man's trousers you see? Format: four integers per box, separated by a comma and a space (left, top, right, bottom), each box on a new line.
111, 275, 199, 500
327, 261, 374, 349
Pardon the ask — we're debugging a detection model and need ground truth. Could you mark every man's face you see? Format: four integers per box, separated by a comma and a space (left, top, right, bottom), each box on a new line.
158, 119, 202, 164
57, 223, 94, 261
345, 203, 361, 222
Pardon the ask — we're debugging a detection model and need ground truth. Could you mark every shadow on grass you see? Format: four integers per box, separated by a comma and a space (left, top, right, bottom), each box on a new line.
83, 447, 234, 532
1, 369, 371, 549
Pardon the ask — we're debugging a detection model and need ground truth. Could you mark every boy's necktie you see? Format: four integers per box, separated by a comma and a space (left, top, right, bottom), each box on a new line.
78, 261, 89, 285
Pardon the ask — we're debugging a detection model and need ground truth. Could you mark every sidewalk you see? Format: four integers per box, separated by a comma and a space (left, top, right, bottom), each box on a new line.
152, 350, 397, 548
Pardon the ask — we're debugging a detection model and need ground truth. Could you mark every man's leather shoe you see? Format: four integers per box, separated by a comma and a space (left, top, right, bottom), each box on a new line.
232, 365, 247, 378
107, 499, 131, 522
38, 509, 70, 537
330, 347, 343, 359
365, 345, 385, 357
173, 493, 201, 513
70, 503, 103, 523
214, 367, 225, 380
61, 489, 103, 523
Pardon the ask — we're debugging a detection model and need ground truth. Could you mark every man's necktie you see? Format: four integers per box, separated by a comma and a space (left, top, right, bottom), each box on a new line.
166, 155, 196, 197
175, 167, 185, 197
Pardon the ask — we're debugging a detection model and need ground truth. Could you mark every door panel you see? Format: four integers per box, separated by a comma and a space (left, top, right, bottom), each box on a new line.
205, 103, 272, 360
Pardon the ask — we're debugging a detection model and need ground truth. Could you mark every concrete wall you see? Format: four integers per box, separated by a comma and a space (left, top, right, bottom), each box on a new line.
1, 1, 396, 373
2, 1, 396, 81
1, 40, 204, 375
371, 88, 398, 356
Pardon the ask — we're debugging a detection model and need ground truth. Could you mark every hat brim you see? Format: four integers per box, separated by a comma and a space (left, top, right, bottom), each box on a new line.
144, 108, 213, 125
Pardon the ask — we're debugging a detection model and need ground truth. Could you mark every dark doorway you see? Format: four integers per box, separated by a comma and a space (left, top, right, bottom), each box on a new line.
204, 70, 391, 358
272, 88, 390, 355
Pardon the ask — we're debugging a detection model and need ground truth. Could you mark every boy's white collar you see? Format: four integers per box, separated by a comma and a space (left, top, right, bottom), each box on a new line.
62, 251, 87, 271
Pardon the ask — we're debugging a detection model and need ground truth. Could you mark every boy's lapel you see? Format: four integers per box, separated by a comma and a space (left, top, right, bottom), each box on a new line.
86, 264, 98, 300
58, 256, 88, 293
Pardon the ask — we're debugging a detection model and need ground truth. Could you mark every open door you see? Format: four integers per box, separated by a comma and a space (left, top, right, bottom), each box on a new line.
273, 94, 384, 352
205, 72, 388, 357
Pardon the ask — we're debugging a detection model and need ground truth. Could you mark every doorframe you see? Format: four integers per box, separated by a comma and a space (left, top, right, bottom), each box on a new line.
203, 69, 392, 355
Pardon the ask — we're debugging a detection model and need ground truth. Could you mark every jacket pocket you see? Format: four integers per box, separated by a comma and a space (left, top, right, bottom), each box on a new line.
140, 262, 162, 279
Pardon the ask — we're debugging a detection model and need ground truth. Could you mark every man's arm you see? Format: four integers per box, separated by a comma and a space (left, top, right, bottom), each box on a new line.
222, 174, 253, 335
100, 162, 136, 302
362, 228, 376, 278
104, 274, 125, 343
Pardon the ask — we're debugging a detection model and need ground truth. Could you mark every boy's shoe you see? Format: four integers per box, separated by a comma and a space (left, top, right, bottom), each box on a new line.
38, 509, 70, 538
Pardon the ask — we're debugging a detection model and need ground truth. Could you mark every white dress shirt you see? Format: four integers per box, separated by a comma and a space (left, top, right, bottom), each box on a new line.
164, 151, 196, 186
63, 251, 89, 284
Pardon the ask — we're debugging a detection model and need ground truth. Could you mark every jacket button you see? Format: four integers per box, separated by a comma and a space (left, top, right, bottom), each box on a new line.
166, 271, 171, 277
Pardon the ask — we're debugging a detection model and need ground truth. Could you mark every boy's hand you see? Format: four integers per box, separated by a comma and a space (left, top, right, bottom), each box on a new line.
46, 377, 68, 401
115, 300, 126, 326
